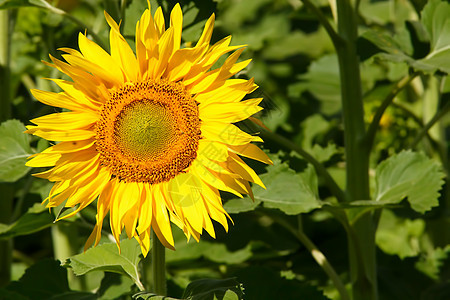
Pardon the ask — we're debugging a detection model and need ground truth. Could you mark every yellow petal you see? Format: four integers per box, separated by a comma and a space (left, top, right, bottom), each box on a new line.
26, 126, 95, 141
78, 33, 125, 84
197, 139, 229, 162
195, 78, 257, 105
201, 121, 263, 145
136, 183, 153, 234
152, 27, 174, 79
199, 98, 263, 123
154, 7, 165, 37
61, 53, 122, 88
196, 14, 215, 48
170, 3, 183, 53
30, 111, 98, 130
228, 143, 273, 164
26, 152, 61, 168
191, 161, 243, 198
104, 12, 139, 82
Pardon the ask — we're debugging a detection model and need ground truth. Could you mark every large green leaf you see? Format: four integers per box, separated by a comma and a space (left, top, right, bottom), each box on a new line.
0, 203, 54, 239
416, 0, 450, 73
360, 0, 450, 74
296, 54, 341, 116
65, 239, 143, 287
254, 157, 322, 215
359, 29, 413, 64
223, 197, 261, 214
4, 258, 97, 300
0, 119, 33, 182
167, 230, 253, 265
97, 272, 135, 300
374, 150, 445, 213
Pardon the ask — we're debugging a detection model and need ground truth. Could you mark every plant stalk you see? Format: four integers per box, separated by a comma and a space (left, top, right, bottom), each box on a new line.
334, 0, 376, 299
151, 230, 167, 296
0, 8, 13, 288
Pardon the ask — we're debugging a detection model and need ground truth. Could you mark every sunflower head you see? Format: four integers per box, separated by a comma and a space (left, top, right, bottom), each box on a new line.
26, 2, 272, 255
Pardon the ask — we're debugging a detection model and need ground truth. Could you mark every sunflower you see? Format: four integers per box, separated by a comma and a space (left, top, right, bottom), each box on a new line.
26, 3, 271, 255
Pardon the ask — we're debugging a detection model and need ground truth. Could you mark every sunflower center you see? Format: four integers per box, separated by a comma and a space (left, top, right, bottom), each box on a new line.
114, 100, 177, 161
96, 80, 201, 184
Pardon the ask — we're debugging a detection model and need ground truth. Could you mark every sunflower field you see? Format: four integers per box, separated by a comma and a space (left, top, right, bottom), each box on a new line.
0, 0, 449, 299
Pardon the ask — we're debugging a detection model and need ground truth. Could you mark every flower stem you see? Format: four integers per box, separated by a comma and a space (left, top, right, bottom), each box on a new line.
151, 230, 167, 296
0, 8, 14, 288
334, 0, 376, 299
0, 9, 11, 121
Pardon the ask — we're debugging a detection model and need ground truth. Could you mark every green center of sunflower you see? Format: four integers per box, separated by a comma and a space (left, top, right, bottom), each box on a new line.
96, 80, 201, 184
114, 100, 177, 161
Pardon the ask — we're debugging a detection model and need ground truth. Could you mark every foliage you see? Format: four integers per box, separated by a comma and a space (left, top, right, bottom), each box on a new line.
0, 0, 449, 299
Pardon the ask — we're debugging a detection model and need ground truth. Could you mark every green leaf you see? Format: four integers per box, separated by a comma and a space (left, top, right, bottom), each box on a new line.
374, 150, 445, 213
66, 239, 143, 288
223, 197, 261, 214
133, 291, 180, 300
218, 290, 240, 300
360, 29, 413, 64
0, 203, 54, 239
296, 54, 341, 115
183, 278, 244, 300
309, 143, 339, 163
376, 209, 425, 259
0, 119, 33, 182
167, 230, 252, 265
415, 245, 450, 280
203, 244, 252, 264
5, 258, 70, 299
416, 0, 450, 73
254, 157, 322, 215
97, 272, 134, 300
360, 0, 450, 74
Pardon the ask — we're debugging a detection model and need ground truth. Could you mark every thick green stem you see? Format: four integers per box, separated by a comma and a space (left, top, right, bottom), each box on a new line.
335, 1, 376, 299
0, 9, 11, 121
151, 230, 166, 296
0, 9, 13, 288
